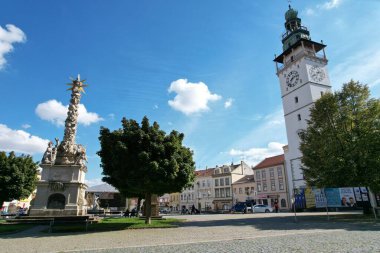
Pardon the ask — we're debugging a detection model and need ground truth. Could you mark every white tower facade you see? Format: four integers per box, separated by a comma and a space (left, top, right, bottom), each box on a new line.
274, 6, 332, 197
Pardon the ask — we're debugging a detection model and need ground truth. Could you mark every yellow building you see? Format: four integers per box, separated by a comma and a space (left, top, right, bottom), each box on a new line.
169, 192, 180, 212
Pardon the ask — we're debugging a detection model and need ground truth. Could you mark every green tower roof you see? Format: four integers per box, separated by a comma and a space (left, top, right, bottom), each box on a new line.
285, 5, 298, 21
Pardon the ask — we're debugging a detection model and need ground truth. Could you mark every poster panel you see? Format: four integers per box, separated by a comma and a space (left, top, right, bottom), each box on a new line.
305, 187, 316, 208
353, 187, 362, 201
324, 188, 341, 207
313, 189, 327, 208
339, 188, 356, 207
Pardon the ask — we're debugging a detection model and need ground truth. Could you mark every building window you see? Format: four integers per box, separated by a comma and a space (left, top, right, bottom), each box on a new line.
279, 179, 284, 190
215, 179, 219, 186
257, 183, 262, 192
291, 56, 294, 62
256, 171, 261, 180
225, 178, 230, 185
181, 195, 183, 201
239, 188, 243, 194
215, 189, 220, 198
295, 96, 298, 103
321, 91, 324, 96
281, 199, 287, 208
234, 188, 237, 194
224, 167, 229, 173
225, 188, 231, 197
297, 114, 301, 121
277, 167, 283, 177
207, 180, 211, 187
202, 180, 205, 187
271, 180, 276, 191
220, 188, 225, 198
262, 170, 266, 180
270, 168, 275, 178
220, 178, 224, 186
263, 182, 267, 192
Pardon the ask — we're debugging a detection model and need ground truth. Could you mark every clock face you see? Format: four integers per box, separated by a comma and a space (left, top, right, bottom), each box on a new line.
309, 65, 326, 82
286, 71, 299, 87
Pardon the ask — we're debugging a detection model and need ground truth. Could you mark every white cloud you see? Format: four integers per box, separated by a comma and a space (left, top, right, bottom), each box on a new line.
35, 99, 103, 126
0, 124, 49, 154
330, 48, 380, 89
320, 0, 343, 10
85, 178, 103, 187
229, 142, 285, 167
305, 8, 316, 16
0, 24, 26, 69
168, 79, 221, 115
224, 98, 234, 109
153, 104, 159, 110
304, 0, 343, 16
21, 124, 31, 129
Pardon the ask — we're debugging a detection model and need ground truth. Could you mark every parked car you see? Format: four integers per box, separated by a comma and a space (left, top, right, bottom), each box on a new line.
230, 202, 248, 213
252, 204, 273, 213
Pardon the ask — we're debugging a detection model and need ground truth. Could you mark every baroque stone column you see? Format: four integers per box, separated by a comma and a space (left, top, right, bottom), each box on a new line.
55, 75, 88, 165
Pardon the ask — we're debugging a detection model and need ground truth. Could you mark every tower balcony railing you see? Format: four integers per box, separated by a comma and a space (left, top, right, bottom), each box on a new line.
281, 26, 309, 40
276, 50, 327, 74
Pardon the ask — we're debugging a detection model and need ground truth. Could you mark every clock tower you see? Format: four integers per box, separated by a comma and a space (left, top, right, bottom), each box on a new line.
274, 5, 331, 196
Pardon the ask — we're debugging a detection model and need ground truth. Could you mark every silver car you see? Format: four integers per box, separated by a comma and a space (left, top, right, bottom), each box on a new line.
252, 204, 273, 213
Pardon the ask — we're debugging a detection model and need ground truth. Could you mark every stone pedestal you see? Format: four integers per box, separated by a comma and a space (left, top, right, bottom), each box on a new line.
30, 164, 87, 216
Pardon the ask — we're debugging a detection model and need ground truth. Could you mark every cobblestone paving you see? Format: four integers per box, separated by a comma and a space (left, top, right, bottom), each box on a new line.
76, 231, 380, 253
0, 213, 379, 253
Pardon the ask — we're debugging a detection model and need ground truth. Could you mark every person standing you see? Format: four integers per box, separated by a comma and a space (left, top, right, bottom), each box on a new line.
274, 200, 279, 213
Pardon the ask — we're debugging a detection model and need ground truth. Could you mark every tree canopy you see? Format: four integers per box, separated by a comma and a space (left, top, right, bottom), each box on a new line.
98, 116, 195, 223
300, 80, 380, 192
0, 151, 39, 205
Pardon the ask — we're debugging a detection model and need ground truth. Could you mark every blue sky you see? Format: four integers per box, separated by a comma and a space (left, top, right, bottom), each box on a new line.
1, 0, 379, 186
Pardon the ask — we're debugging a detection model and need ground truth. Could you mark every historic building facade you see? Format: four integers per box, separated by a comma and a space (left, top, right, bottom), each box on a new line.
194, 169, 214, 211
274, 5, 332, 196
212, 162, 253, 211
232, 175, 255, 204
253, 155, 290, 210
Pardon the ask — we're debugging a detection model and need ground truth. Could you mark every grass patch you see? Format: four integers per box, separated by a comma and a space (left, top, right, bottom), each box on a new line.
0, 223, 34, 234
48, 217, 185, 233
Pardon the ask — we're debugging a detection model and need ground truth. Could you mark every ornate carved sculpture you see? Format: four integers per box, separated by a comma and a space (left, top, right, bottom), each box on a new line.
49, 181, 66, 192
55, 75, 88, 165
41, 141, 54, 164
74, 144, 88, 167
92, 194, 100, 210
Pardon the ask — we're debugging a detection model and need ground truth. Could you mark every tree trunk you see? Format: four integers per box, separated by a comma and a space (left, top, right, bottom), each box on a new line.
136, 197, 142, 214
145, 192, 152, 224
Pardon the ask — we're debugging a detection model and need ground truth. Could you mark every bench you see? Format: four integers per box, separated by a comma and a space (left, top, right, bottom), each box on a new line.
48, 217, 92, 233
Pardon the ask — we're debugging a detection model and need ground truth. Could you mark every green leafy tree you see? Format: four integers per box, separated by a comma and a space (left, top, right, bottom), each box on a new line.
98, 116, 195, 224
300, 80, 380, 193
0, 151, 39, 205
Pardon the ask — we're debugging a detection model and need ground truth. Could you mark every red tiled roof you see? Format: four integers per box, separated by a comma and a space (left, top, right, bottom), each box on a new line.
195, 168, 214, 177
253, 154, 285, 169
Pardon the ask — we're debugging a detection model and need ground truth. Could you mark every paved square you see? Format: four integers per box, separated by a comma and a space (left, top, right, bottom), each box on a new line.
1, 212, 379, 253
